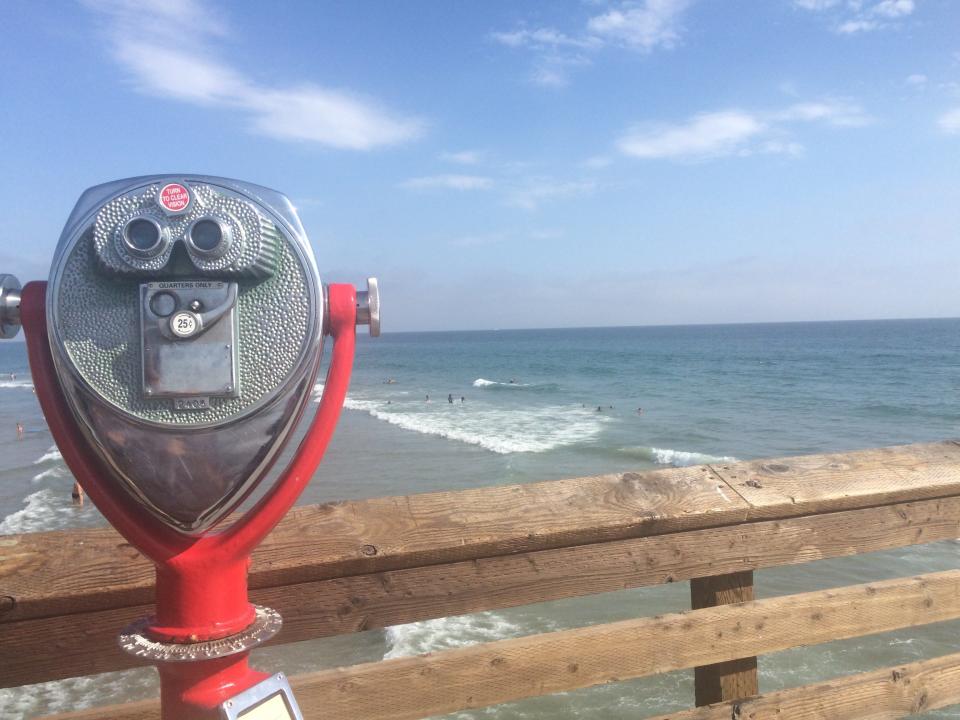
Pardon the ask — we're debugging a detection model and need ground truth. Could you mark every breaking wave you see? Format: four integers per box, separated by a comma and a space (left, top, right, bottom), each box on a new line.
0, 379, 33, 390
472, 378, 559, 392
344, 399, 605, 454
384, 612, 525, 659
313, 384, 605, 454
618, 446, 737, 468
33, 447, 63, 465
0, 489, 78, 534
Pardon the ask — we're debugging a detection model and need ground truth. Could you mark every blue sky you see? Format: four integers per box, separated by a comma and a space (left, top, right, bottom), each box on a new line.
0, 0, 958, 331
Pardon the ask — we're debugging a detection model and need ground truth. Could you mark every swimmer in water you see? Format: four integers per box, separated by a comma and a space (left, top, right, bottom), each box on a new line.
16, 422, 24, 440
425, 394, 430, 402
637, 407, 644, 415
460, 396, 465, 403
596, 406, 603, 412
72, 481, 84, 506
448, 393, 453, 404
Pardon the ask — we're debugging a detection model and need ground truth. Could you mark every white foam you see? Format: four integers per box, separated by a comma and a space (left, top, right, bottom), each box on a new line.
0, 379, 33, 389
620, 446, 737, 468
473, 377, 527, 388
384, 612, 524, 659
0, 668, 154, 718
0, 489, 78, 534
341, 398, 607, 454
33, 446, 63, 465
33, 466, 67, 483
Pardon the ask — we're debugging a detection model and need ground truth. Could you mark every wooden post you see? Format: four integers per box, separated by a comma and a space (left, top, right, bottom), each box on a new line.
690, 570, 759, 705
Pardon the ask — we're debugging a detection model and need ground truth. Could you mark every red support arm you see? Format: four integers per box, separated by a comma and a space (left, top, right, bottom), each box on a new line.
21, 281, 358, 642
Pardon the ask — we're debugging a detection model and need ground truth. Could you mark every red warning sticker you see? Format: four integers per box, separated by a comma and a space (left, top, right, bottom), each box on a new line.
159, 183, 190, 213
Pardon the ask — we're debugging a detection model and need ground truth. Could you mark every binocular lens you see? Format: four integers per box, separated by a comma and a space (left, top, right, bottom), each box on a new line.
190, 219, 224, 253
122, 217, 165, 257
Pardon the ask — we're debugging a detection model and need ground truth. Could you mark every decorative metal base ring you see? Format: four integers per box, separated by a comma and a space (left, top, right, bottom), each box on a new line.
119, 605, 282, 662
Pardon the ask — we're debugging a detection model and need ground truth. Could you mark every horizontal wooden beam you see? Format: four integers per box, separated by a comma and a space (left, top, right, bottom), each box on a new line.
43, 650, 960, 720
43, 570, 960, 720
647, 651, 960, 719
5, 441, 960, 626
5, 494, 960, 687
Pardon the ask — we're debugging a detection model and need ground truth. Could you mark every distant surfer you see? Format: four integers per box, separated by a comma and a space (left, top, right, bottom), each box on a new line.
509, 378, 516, 384
448, 393, 453, 404
460, 396, 465, 403
637, 407, 644, 415
596, 406, 602, 412
72, 481, 84, 506
425, 394, 430, 402
16, 422, 24, 440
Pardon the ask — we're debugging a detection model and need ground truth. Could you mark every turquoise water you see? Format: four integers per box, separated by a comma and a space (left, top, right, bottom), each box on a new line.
1, 319, 959, 717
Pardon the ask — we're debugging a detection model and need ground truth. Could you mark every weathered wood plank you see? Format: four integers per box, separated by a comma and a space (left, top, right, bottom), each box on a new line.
7, 442, 960, 627
713, 441, 960, 519
43, 570, 960, 720
5, 495, 960, 688
1, 463, 750, 623
690, 571, 758, 705
647, 651, 960, 719
40, 649, 960, 720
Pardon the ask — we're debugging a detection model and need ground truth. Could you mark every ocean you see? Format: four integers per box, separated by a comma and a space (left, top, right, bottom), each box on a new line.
1, 319, 959, 718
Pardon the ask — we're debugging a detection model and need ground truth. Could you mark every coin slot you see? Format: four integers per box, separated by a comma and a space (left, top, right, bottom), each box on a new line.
149, 291, 177, 317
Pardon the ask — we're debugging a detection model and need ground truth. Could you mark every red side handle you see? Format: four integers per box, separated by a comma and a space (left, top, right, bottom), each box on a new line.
217, 283, 357, 559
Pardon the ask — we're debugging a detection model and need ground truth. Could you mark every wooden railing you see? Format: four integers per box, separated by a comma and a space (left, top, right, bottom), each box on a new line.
3, 441, 960, 719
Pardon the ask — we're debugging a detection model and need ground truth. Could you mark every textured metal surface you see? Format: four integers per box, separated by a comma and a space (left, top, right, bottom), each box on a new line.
94, 182, 279, 279
119, 605, 282, 662
0, 274, 21, 339
54, 232, 310, 425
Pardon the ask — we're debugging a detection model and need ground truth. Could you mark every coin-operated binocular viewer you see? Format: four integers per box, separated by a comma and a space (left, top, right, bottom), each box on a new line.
0, 176, 380, 719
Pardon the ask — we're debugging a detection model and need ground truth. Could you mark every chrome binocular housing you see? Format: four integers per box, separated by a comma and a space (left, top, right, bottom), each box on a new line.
1, 175, 379, 534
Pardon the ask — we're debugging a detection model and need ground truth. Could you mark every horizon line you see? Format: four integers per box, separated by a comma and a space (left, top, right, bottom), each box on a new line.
373, 314, 960, 336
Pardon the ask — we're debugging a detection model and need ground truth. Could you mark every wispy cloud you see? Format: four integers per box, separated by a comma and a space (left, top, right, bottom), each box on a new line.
794, 0, 916, 34
583, 155, 614, 169
586, 0, 691, 51
82, 0, 423, 150
773, 100, 874, 126
492, 0, 692, 87
530, 55, 592, 88
400, 175, 494, 191
938, 108, 960, 134
618, 99, 872, 160
507, 178, 597, 210
491, 28, 600, 51
620, 110, 765, 159
440, 150, 483, 165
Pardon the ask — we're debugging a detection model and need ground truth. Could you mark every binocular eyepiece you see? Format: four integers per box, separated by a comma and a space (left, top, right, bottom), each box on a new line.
4, 175, 379, 534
